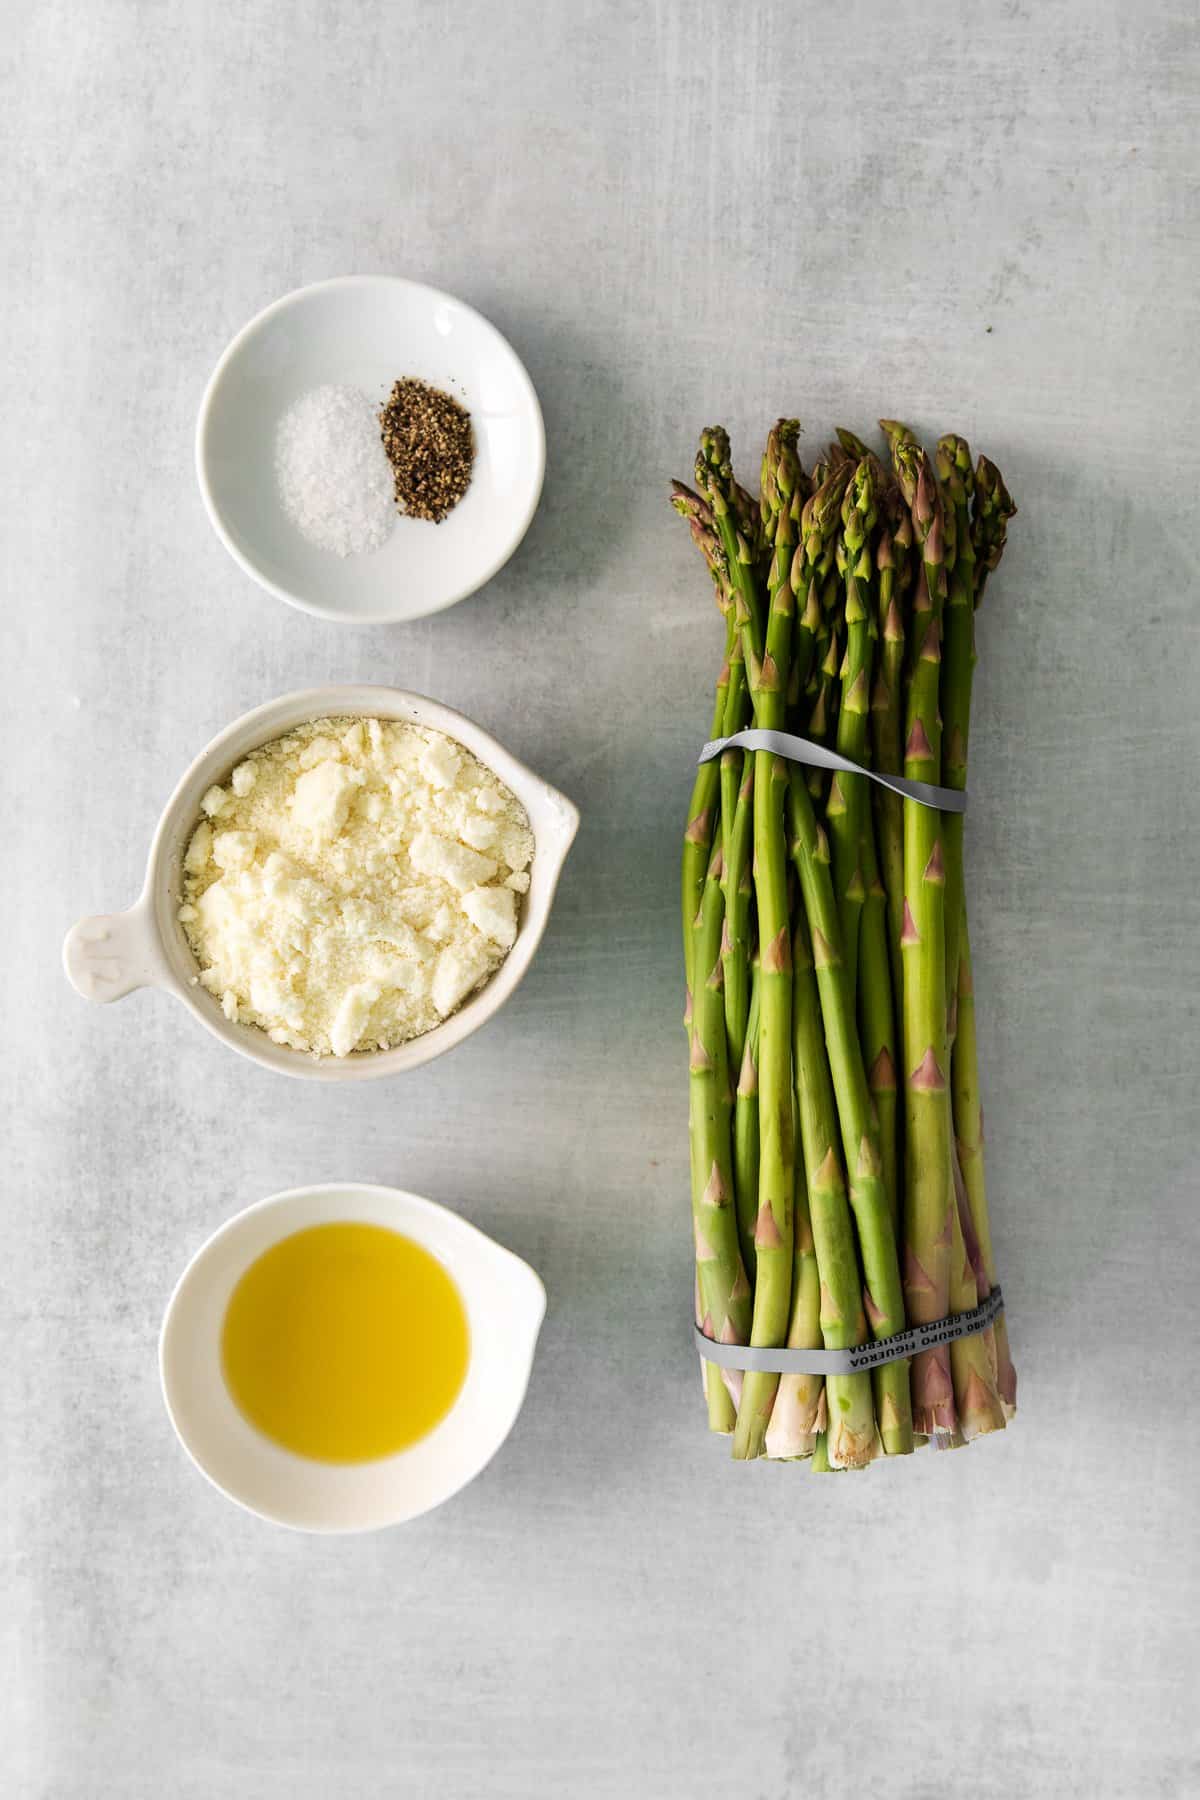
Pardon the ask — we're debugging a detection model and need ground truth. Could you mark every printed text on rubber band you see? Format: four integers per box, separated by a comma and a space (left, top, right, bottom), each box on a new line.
694, 1286, 1005, 1376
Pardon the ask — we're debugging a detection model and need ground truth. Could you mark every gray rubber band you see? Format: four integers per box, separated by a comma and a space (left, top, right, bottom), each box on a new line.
694, 1287, 1005, 1375
698, 729, 967, 814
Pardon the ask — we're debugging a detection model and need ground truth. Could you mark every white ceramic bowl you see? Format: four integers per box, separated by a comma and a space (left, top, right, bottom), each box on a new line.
160, 1183, 546, 1532
196, 276, 546, 624
62, 686, 578, 1081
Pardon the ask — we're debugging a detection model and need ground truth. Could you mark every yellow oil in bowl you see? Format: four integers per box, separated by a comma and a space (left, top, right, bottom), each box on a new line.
221, 1222, 470, 1463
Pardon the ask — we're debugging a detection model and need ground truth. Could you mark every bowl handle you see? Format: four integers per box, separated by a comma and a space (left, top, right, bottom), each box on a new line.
63, 896, 168, 1003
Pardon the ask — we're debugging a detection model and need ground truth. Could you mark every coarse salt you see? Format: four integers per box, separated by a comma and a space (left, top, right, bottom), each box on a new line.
274, 385, 396, 558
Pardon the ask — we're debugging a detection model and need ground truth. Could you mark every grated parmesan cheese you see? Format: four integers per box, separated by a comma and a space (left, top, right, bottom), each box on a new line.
178, 717, 534, 1057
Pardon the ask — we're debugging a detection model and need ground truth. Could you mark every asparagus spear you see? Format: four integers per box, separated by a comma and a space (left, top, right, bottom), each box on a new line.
835, 426, 872, 461
762, 924, 828, 1462
732, 477, 763, 561
733, 958, 761, 1283
672, 485, 733, 1010
804, 610, 839, 769
945, 1162, 1005, 1438
721, 424, 804, 1072
893, 442, 957, 1439
789, 466, 850, 748
671, 478, 761, 1067
719, 623, 749, 871
779, 909, 875, 1466
697, 427, 797, 1459
673, 481, 743, 1432
770, 461, 872, 1464
935, 434, 976, 1041
957, 455, 1018, 1414
825, 460, 878, 1002
668, 485, 758, 1064
956, 446, 1017, 1039
680, 627, 729, 1021
690, 842, 752, 1427
789, 520, 825, 721
870, 504, 912, 1015
930, 436, 1007, 1433
715, 517, 752, 1056
953, 917, 1018, 1414
786, 777, 914, 1454
879, 417, 918, 454
806, 556, 847, 801
936, 437, 1020, 1429
859, 815, 900, 1237
721, 752, 755, 1072
971, 455, 1018, 605
693, 1263, 733, 1430
731, 743, 795, 1461
745, 425, 803, 1458
816, 466, 905, 1407
957, 1144, 1007, 1411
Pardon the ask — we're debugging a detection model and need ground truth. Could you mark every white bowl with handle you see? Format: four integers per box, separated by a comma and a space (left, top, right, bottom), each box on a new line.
62, 686, 578, 1080
160, 1182, 547, 1532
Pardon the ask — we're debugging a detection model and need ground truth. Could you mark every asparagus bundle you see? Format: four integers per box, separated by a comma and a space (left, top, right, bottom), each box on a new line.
674, 418, 1017, 1466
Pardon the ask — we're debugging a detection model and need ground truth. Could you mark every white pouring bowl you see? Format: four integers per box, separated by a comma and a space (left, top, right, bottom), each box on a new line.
62, 686, 579, 1081
196, 276, 546, 624
160, 1183, 546, 1532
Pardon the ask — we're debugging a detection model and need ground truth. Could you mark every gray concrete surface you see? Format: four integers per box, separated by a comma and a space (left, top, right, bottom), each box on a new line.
4, 2, 1199, 1795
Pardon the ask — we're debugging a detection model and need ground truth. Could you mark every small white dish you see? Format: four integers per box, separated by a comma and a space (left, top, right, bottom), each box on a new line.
62, 685, 579, 1081
160, 1183, 546, 1532
196, 276, 546, 624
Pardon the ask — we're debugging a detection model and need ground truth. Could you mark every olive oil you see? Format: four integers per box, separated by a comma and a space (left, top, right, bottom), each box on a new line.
221, 1222, 470, 1463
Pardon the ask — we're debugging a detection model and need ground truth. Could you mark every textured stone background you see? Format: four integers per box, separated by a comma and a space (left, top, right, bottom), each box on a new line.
4, 2, 1199, 1795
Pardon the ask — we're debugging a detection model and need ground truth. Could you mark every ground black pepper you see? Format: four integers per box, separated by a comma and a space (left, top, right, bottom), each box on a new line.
379, 378, 475, 523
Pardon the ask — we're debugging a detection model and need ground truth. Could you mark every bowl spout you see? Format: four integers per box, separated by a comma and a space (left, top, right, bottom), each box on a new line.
63, 895, 166, 1003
